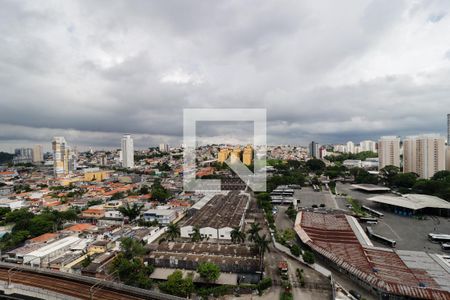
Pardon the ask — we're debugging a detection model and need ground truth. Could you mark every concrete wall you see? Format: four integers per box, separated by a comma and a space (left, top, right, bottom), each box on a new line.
0, 280, 79, 300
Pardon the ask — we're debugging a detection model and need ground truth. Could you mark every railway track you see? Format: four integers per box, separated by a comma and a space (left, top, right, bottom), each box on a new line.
0, 268, 148, 300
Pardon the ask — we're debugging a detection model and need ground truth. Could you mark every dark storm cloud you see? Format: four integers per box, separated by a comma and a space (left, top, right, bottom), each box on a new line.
1, 0, 450, 151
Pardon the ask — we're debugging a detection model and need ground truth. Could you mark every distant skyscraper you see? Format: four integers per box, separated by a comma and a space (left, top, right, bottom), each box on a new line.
52, 137, 74, 176
447, 114, 450, 145
319, 146, 327, 159
242, 145, 253, 166
334, 144, 346, 153
230, 147, 241, 164
32, 145, 43, 163
218, 148, 231, 163
446, 147, 450, 171
403, 137, 417, 174
403, 135, 445, 179
346, 141, 355, 154
13, 148, 33, 164
121, 134, 134, 168
378, 136, 400, 169
159, 143, 170, 152
309, 141, 319, 158
360, 140, 377, 153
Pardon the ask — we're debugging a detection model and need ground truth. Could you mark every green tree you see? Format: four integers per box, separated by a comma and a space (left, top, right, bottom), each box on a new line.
432, 170, 450, 181
285, 205, 297, 220
111, 191, 126, 200
306, 159, 326, 173
151, 181, 170, 202
230, 226, 245, 244
120, 237, 146, 260
190, 225, 202, 242
247, 222, 262, 243
139, 185, 150, 195
392, 172, 418, 189
197, 262, 221, 282
166, 222, 180, 241
110, 253, 154, 289
255, 234, 270, 278
5, 209, 33, 224
351, 168, 378, 184
290, 244, 301, 257
118, 202, 144, 222
302, 251, 315, 264
159, 270, 194, 298
81, 255, 92, 267
379, 165, 400, 187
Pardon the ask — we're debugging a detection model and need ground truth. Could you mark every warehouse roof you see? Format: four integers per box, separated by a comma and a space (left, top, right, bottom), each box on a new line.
367, 194, 450, 211
294, 212, 450, 299
351, 184, 391, 192
184, 191, 249, 229
26, 236, 80, 259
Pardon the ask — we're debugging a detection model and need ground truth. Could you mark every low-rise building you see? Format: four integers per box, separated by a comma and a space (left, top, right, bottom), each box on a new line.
181, 191, 249, 240
23, 236, 81, 267
142, 209, 177, 225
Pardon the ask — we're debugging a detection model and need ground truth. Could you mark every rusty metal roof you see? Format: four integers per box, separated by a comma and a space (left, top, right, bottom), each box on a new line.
295, 211, 450, 300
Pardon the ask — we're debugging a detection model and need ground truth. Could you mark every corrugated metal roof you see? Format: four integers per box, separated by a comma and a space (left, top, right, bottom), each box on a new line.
295, 212, 450, 300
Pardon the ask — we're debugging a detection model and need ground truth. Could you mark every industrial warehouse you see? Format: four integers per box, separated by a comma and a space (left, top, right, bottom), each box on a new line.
367, 194, 450, 217
295, 211, 450, 299
181, 191, 250, 240
147, 242, 260, 283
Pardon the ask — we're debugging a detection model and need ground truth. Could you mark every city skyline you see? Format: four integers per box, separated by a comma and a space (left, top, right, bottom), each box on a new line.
1, 1, 450, 150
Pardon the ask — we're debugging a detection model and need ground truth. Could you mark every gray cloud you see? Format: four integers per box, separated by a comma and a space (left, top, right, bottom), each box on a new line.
1, 0, 450, 152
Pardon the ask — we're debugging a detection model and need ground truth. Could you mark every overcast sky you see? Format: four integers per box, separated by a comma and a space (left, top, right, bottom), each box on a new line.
1, 0, 450, 152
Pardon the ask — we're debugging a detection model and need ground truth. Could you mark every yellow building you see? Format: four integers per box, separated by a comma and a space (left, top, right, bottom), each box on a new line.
230, 147, 241, 164
84, 171, 110, 182
218, 148, 231, 163
242, 145, 253, 166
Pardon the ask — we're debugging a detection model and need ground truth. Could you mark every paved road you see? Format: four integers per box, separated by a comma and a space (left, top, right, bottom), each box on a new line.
296, 187, 337, 210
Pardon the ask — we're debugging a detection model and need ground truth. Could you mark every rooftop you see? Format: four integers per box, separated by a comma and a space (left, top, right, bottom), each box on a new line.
183, 191, 249, 229
294, 212, 450, 299
63, 223, 96, 232
367, 194, 450, 211
351, 184, 391, 192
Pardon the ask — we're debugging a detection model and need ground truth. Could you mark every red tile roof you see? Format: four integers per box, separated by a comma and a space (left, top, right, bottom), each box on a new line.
64, 223, 95, 232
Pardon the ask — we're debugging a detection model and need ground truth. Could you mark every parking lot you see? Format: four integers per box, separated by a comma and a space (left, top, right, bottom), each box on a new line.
336, 182, 450, 253
295, 186, 338, 210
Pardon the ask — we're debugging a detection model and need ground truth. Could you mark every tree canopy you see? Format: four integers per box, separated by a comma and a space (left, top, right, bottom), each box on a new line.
159, 270, 194, 298
197, 262, 221, 282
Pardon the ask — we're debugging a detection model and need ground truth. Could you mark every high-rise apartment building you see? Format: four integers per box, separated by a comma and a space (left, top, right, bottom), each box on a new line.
309, 141, 319, 158
447, 114, 450, 145
319, 146, 327, 159
242, 145, 253, 166
334, 144, 346, 153
360, 140, 377, 153
403, 137, 417, 173
32, 145, 43, 163
121, 134, 134, 168
159, 143, 169, 152
446, 147, 450, 171
403, 135, 445, 178
378, 136, 400, 169
52, 137, 75, 176
13, 148, 33, 164
218, 148, 231, 163
230, 147, 241, 164
346, 141, 355, 154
